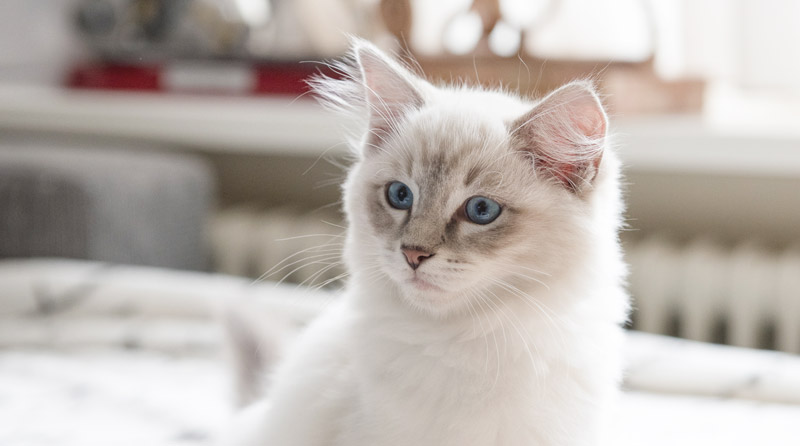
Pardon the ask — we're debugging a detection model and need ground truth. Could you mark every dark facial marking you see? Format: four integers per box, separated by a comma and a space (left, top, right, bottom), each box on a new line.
444, 216, 459, 241
401, 207, 412, 230
465, 164, 481, 186
461, 220, 517, 251
401, 213, 445, 253
422, 152, 448, 191
367, 183, 396, 234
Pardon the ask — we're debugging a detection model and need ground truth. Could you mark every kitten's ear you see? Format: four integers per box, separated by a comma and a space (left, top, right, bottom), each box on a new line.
353, 40, 427, 150
511, 82, 608, 193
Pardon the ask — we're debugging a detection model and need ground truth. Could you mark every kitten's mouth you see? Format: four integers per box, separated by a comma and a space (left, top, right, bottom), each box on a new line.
409, 275, 443, 292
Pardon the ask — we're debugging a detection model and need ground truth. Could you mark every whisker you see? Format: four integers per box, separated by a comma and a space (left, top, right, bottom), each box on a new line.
320, 220, 347, 230
259, 249, 344, 281
466, 289, 493, 381
309, 270, 350, 292
504, 271, 550, 290
489, 278, 569, 352
473, 294, 502, 391
274, 233, 345, 242
255, 241, 344, 282
297, 260, 344, 288
478, 291, 509, 359
495, 263, 552, 277
483, 287, 544, 377
273, 257, 343, 287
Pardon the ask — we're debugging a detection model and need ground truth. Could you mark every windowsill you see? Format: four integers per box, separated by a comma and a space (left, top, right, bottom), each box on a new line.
614, 114, 800, 178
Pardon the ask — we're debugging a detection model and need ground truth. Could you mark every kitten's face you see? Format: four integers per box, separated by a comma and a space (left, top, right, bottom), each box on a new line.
347, 104, 583, 316
321, 41, 611, 317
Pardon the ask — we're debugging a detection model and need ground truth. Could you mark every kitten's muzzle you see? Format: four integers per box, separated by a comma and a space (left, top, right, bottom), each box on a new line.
401, 245, 434, 270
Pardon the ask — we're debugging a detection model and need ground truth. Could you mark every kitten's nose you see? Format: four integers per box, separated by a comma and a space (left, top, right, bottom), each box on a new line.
401, 246, 434, 270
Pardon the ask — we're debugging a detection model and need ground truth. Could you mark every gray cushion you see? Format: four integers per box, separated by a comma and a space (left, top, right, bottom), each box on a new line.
0, 141, 215, 271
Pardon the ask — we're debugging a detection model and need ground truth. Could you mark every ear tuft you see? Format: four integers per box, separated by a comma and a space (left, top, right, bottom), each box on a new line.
353, 40, 426, 151
511, 82, 608, 193
308, 38, 427, 156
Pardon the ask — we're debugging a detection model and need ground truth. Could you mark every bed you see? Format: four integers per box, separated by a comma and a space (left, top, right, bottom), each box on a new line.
2, 259, 799, 445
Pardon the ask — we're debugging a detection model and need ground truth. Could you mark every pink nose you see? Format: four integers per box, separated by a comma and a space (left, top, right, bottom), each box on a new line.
401, 246, 434, 270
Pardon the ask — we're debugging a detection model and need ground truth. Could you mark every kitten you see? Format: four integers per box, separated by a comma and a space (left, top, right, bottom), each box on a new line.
227, 39, 629, 446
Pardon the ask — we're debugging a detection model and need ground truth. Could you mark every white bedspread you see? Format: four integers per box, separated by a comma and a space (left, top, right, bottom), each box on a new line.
2, 259, 799, 446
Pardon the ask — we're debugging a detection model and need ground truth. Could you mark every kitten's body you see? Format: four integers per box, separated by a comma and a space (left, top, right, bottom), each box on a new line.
228, 40, 628, 446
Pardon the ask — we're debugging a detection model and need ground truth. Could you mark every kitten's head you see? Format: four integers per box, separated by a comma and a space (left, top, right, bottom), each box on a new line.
313, 40, 621, 317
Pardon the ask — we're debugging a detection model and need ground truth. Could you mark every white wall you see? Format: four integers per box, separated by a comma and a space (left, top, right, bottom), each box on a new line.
0, 0, 86, 85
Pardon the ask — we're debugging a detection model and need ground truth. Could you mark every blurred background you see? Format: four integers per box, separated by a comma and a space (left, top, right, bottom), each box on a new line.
2, 0, 800, 355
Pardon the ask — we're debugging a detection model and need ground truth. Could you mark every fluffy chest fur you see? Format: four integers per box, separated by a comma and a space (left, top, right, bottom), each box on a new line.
337, 273, 625, 446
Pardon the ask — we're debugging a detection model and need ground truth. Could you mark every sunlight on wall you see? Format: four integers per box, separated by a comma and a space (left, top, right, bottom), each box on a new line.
411, 0, 652, 61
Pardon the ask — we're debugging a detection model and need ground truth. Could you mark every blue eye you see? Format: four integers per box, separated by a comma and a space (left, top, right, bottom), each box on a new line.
465, 196, 501, 224
386, 181, 413, 210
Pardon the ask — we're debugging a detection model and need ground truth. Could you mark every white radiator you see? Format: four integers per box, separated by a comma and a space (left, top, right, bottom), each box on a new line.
627, 237, 800, 354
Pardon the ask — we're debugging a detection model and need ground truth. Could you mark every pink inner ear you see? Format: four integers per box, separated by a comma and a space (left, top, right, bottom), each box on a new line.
572, 100, 607, 140
512, 83, 608, 192
536, 152, 602, 189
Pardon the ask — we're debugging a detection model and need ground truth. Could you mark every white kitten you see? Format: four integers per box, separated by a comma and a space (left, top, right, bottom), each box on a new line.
227, 39, 629, 446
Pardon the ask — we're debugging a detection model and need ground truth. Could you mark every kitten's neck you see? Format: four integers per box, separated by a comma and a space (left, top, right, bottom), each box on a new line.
346, 271, 580, 387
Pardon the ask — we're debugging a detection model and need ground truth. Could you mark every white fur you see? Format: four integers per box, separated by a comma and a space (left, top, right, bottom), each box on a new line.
227, 40, 629, 446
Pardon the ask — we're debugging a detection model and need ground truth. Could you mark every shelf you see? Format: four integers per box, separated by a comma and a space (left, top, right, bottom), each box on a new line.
2, 85, 800, 178
0, 84, 353, 156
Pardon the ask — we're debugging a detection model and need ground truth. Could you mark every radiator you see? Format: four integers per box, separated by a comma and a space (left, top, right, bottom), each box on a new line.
627, 237, 800, 354
210, 207, 345, 289
211, 208, 800, 354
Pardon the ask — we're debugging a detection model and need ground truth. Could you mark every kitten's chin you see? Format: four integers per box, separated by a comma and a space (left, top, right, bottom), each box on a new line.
375, 262, 462, 315
395, 276, 465, 317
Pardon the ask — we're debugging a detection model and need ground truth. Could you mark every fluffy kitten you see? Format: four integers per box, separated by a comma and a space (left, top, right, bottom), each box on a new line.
227, 39, 629, 446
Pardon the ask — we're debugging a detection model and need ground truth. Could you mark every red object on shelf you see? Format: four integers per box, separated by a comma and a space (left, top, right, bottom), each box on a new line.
65, 61, 341, 96
67, 65, 161, 91
253, 63, 323, 95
